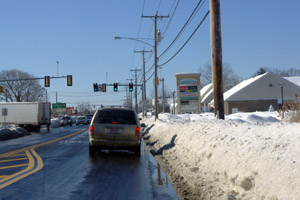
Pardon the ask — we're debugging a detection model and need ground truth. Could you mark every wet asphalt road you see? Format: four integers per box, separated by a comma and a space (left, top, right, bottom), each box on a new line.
0, 125, 176, 200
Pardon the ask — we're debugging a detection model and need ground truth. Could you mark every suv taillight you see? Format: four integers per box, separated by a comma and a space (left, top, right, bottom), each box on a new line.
89, 125, 94, 136
135, 127, 140, 136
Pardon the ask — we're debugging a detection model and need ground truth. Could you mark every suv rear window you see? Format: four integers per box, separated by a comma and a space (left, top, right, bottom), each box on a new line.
94, 110, 136, 125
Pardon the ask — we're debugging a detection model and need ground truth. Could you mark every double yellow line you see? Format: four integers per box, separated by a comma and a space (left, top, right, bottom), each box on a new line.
0, 129, 85, 189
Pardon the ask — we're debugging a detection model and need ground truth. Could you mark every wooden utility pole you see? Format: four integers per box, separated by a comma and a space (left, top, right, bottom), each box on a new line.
142, 13, 169, 121
210, 0, 224, 119
130, 69, 141, 113
134, 50, 152, 117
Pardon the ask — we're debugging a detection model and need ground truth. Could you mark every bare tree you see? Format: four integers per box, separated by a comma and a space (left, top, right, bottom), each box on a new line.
0, 69, 44, 102
198, 62, 243, 92
254, 67, 300, 77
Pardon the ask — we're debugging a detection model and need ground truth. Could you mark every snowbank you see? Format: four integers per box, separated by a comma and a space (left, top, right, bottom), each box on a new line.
0, 124, 29, 140
142, 112, 300, 199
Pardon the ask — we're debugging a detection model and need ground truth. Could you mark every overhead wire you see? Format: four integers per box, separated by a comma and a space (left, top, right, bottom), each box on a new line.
158, 0, 205, 60
158, 10, 210, 67
160, 0, 180, 41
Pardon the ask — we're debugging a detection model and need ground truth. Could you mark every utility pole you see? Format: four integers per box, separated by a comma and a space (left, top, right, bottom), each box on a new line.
161, 78, 165, 113
126, 78, 134, 109
142, 13, 169, 121
5, 89, 8, 102
210, 0, 224, 119
134, 50, 152, 117
130, 69, 141, 113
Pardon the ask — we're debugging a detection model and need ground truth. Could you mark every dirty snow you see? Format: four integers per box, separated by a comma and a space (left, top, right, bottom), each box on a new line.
142, 111, 300, 200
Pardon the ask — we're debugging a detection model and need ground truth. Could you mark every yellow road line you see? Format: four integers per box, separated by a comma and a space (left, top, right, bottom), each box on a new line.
0, 149, 43, 189
0, 164, 28, 170
0, 158, 28, 163
0, 176, 9, 178
0, 129, 85, 189
0, 129, 86, 158
0, 154, 26, 158
0, 150, 34, 186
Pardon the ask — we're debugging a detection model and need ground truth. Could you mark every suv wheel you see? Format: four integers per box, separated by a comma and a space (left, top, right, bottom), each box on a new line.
134, 144, 141, 157
89, 144, 96, 156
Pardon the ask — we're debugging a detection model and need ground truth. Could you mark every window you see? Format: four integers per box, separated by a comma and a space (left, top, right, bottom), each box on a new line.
95, 110, 136, 124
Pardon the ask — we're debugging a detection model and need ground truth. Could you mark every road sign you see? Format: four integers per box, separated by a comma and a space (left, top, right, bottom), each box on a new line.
2, 108, 7, 116
52, 103, 66, 109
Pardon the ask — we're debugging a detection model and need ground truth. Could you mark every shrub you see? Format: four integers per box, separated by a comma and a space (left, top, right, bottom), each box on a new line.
280, 94, 300, 122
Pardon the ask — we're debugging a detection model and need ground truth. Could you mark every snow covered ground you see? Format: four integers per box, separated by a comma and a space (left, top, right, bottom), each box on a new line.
142, 111, 300, 200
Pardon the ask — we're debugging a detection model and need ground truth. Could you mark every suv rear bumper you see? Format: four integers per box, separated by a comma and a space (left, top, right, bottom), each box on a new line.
89, 138, 140, 149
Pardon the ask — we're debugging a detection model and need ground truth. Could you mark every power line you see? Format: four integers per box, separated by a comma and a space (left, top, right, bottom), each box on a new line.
160, 0, 180, 39
158, 0, 206, 60
158, 10, 210, 67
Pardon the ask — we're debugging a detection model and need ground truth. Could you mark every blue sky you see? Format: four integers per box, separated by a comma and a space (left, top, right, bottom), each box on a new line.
0, 0, 299, 108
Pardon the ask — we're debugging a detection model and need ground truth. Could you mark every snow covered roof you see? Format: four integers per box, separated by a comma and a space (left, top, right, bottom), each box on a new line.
200, 83, 212, 97
284, 76, 300, 87
224, 73, 266, 101
175, 72, 201, 76
224, 72, 300, 101
201, 88, 213, 104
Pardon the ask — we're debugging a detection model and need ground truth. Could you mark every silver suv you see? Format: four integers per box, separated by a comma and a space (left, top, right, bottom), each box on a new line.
89, 107, 144, 156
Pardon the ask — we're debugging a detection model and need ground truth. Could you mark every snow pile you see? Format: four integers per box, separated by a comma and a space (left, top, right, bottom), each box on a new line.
0, 124, 29, 140
142, 111, 300, 199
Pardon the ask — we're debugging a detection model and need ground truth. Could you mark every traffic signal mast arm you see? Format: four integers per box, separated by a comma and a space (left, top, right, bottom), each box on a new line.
93, 83, 142, 92
0, 75, 73, 88
0, 75, 72, 82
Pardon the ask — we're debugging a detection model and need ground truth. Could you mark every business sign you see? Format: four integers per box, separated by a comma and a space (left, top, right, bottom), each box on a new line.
179, 79, 199, 113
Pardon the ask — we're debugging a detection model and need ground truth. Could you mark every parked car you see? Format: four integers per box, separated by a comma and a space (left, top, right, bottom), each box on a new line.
85, 114, 93, 124
88, 107, 145, 156
76, 116, 87, 125
61, 116, 72, 126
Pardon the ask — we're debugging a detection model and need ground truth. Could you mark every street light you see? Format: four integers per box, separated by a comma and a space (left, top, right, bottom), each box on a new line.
280, 82, 285, 118
114, 35, 158, 120
114, 36, 154, 48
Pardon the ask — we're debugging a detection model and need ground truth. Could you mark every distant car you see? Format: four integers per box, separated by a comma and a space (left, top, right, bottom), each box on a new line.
61, 116, 72, 126
85, 114, 93, 124
88, 107, 145, 156
76, 116, 87, 125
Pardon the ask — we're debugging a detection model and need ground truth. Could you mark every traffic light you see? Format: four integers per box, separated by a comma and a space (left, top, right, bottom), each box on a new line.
67, 75, 72, 86
93, 83, 98, 92
45, 76, 50, 87
0, 86, 3, 93
129, 83, 133, 92
102, 83, 106, 92
113, 83, 118, 91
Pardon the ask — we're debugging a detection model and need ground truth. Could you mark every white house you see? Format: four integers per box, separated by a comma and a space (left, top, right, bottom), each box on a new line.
223, 72, 300, 114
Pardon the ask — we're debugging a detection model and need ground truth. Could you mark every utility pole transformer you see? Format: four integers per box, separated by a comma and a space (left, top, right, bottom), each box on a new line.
142, 13, 169, 121
210, 0, 224, 119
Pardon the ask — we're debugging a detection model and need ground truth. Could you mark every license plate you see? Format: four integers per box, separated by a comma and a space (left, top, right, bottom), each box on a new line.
105, 128, 123, 134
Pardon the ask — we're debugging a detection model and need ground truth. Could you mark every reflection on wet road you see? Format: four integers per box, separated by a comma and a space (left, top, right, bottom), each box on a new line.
0, 126, 177, 200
